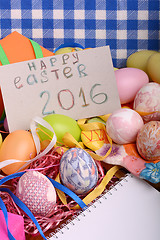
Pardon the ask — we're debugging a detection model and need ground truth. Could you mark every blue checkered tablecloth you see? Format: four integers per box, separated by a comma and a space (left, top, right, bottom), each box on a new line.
0, 0, 159, 68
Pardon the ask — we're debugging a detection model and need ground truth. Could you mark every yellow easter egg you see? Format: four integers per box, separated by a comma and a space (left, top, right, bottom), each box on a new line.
147, 52, 160, 84
55, 47, 74, 55
55, 47, 82, 55
126, 50, 157, 74
0, 130, 37, 175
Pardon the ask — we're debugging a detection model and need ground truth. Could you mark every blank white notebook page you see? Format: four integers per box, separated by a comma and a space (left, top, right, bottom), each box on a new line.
47, 174, 160, 240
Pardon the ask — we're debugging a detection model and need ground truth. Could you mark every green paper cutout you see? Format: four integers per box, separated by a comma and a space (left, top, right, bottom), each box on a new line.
0, 44, 10, 65
29, 39, 44, 59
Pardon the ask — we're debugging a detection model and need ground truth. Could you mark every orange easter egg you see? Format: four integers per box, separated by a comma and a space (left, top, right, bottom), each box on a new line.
0, 130, 37, 175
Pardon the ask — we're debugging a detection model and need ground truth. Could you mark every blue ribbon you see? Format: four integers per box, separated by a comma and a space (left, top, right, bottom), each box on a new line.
0, 172, 25, 185
0, 171, 87, 209
47, 176, 87, 210
0, 171, 87, 240
0, 188, 47, 240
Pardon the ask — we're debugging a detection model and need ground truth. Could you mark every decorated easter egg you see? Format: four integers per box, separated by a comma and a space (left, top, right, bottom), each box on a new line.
133, 82, 160, 122
81, 129, 108, 151
106, 108, 144, 144
126, 50, 157, 73
147, 52, 160, 84
114, 68, 149, 104
0, 130, 37, 175
38, 114, 81, 144
59, 148, 98, 194
136, 121, 160, 161
16, 171, 57, 216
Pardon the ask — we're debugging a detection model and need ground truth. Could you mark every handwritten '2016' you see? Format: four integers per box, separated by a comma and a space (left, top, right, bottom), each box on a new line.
40, 83, 108, 115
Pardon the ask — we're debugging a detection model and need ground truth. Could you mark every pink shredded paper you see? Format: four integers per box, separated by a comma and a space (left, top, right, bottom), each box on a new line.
0, 147, 118, 236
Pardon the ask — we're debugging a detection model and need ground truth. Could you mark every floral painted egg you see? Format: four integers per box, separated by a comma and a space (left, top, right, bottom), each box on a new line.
133, 82, 160, 122
16, 171, 57, 216
59, 148, 98, 195
106, 108, 144, 144
136, 121, 160, 161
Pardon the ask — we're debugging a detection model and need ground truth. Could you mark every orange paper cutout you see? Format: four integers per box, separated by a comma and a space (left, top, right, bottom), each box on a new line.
0, 31, 54, 66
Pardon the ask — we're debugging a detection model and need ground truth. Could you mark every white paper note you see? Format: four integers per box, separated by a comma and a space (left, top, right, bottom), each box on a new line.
47, 175, 160, 240
0, 46, 121, 132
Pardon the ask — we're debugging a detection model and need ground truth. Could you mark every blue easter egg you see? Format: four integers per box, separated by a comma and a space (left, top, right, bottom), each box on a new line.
59, 148, 98, 194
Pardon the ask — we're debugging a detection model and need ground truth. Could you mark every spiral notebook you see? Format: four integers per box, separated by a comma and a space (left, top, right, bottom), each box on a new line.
47, 174, 160, 240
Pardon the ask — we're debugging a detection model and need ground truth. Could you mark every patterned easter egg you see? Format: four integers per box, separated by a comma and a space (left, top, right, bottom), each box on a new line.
136, 121, 160, 161
16, 171, 57, 216
133, 82, 160, 122
59, 148, 98, 195
106, 108, 144, 144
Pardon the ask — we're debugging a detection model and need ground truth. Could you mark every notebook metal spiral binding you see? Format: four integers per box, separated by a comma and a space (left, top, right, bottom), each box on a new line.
48, 173, 132, 239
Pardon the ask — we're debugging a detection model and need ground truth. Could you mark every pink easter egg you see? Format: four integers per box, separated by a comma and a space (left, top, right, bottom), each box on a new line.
106, 108, 144, 144
115, 68, 149, 104
16, 171, 57, 216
